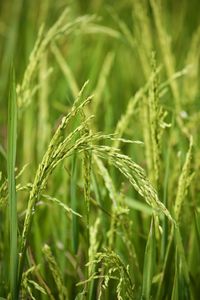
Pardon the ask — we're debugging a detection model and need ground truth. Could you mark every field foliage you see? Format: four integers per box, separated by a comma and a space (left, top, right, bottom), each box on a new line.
0, 0, 200, 299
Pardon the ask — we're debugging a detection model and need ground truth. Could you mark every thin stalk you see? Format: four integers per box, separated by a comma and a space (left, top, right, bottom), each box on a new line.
7, 66, 18, 299
71, 153, 79, 254
161, 138, 170, 260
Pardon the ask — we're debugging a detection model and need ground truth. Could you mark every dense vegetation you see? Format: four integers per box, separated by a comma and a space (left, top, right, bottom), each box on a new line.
0, 0, 200, 299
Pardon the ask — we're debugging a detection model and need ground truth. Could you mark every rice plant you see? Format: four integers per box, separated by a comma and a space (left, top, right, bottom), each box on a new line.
0, 0, 200, 299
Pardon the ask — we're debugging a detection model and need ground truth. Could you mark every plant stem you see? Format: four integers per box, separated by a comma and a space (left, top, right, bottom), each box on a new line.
7, 66, 18, 299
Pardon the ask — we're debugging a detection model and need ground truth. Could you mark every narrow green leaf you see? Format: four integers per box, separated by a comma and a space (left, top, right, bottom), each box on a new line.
194, 210, 200, 252
7, 65, 18, 299
171, 249, 179, 300
175, 227, 190, 285
141, 217, 156, 300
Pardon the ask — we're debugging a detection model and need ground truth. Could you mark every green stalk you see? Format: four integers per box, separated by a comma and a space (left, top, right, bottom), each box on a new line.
7, 66, 18, 299
141, 217, 156, 300
161, 140, 170, 260
71, 153, 79, 254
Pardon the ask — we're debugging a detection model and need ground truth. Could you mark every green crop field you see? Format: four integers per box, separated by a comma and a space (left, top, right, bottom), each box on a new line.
0, 0, 200, 299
